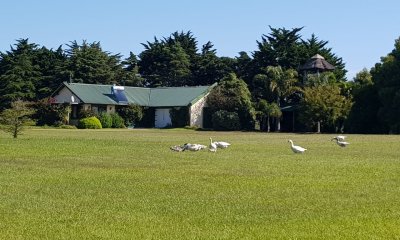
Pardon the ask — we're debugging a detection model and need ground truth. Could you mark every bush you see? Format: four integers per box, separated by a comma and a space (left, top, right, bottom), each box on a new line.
110, 113, 125, 128
78, 116, 102, 129
58, 124, 77, 129
33, 99, 70, 126
98, 113, 112, 128
212, 110, 241, 131
116, 104, 144, 127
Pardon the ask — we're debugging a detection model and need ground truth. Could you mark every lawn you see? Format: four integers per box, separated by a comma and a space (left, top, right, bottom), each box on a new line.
0, 128, 399, 239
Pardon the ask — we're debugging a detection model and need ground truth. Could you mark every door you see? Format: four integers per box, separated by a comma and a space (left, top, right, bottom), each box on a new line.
155, 108, 172, 128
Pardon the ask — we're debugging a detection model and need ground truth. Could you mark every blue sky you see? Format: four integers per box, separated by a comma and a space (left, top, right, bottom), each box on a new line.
1, 0, 399, 79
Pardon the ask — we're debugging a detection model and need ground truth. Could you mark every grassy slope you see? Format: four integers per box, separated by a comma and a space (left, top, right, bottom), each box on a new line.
0, 128, 399, 239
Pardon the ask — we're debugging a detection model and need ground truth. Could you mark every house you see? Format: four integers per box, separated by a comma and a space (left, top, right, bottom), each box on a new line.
51, 82, 217, 128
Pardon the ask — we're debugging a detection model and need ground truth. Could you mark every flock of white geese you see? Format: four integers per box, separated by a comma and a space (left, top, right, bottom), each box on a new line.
170, 137, 231, 152
288, 135, 350, 153
170, 135, 350, 153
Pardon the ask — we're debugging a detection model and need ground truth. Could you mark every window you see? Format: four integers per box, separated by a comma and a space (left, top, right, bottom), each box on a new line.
91, 105, 107, 114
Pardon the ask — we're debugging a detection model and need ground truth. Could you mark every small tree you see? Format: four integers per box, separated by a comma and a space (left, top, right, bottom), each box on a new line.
265, 66, 298, 131
257, 100, 282, 132
0, 100, 35, 138
300, 84, 352, 133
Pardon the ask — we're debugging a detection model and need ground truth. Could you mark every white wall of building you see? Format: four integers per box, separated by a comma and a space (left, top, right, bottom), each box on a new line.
189, 94, 209, 128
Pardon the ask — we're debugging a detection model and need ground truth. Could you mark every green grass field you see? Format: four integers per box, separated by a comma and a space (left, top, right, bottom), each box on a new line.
0, 128, 399, 239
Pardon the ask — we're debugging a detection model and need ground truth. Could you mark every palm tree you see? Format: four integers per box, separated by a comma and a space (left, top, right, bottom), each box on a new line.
257, 100, 282, 132
265, 66, 298, 131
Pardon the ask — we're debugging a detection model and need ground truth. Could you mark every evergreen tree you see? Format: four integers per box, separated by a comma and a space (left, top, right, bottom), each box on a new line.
121, 52, 144, 86
192, 42, 228, 85
234, 51, 253, 85
253, 26, 304, 70
65, 40, 124, 85
300, 34, 347, 81
139, 39, 191, 87
34, 46, 68, 99
139, 31, 230, 87
207, 73, 255, 129
370, 37, 400, 133
0, 39, 40, 110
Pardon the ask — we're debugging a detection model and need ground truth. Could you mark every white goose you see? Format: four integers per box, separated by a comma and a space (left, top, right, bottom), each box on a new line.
183, 143, 207, 151
335, 135, 347, 141
214, 141, 231, 149
288, 140, 307, 153
209, 138, 217, 152
331, 137, 350, 147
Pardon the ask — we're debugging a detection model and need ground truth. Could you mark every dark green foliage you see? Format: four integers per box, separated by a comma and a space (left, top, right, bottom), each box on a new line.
299, 34, 347, 81
135, 108, 155, 128
34, 46, 68, 99
170, 107, 189, 127
252, 66, 298, 131
97, 113, 112, 128
0, 39, 40, 110
370, 38, 400, 133
252, 27, 346, 85
201, 107, 214, 129
121, 52, 144, 86
253, 26, 304, 70
110, 113, 125, 128
234, 51, 254, 85
207, 73, 255, 130
139, 31, 233, 87
78, 116, 102, 129
191, 42, 232, 86
256, 100, 281, 132
116, 104, 144, 127
79, 108, 96, 118
33, 99, 70, 126
65, 40, 124, 85
0, 39, 69, 111
212, 110, 241, 131
139, 37, 191, 87
346, 85, 383, 133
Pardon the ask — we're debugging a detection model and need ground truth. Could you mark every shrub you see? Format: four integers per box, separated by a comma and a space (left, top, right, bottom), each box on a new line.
116, 104, 143, 127
212, 110, 241, 131
110, 113, 125, 128
98, 113, 112, 128
33, 99, 70, 126
58, 124, 77, 129
78, 116, 102, 129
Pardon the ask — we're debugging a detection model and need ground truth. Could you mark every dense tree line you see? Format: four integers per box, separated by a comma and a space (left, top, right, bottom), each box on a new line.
346, 38, 400, 133
0, 27, 398, 133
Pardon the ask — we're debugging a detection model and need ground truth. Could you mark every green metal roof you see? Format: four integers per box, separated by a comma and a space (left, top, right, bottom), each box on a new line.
149, 85, 214, 107
59, 82, 215, 107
